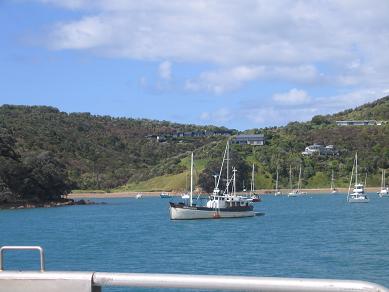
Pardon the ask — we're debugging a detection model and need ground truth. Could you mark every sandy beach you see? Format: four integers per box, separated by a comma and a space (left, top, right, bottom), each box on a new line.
68, 187, 382, 199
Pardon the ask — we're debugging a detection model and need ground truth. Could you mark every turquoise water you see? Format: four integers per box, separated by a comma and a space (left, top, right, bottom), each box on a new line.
1, 194, 389, 291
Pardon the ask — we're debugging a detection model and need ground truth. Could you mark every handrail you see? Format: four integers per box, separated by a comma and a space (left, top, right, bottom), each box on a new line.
0, 246, 388, 292
93, 272, 389, 292
0, 246, 45, 272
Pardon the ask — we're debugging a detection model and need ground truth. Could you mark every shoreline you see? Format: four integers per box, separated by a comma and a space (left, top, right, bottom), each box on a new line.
68, 187, 382, 199
0, 198, 99, 210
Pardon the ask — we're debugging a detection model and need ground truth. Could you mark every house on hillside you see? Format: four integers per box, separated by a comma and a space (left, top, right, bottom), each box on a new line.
335, 120, 383, 126
302, 144, 338, 156
231, 134, 265, 146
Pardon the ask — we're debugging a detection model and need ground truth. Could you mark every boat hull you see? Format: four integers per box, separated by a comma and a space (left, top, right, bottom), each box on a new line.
169, 204, 255, 220
348, 195, 369, 203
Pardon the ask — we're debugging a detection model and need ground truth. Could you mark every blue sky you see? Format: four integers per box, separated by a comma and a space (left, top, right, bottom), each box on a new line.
1, 0, 389, 130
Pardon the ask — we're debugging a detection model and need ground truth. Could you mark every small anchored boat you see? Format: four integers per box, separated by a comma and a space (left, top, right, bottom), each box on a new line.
347, 152, 369, 203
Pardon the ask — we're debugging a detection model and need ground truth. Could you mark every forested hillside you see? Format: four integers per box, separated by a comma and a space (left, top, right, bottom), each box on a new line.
0, 105, 232, 192
121, 96, 389, 192
238, 95, 389, 189
1, 95, 388, 198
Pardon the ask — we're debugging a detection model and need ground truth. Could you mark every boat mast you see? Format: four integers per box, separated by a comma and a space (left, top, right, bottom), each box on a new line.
190, 152, 193, 207
331, 170, 334, 190
276, 167, 279, 191
355, 152, 358, 185
216, 141, 228, 191
381, 169, 384, 189
233, 167, 237, 197
298, 165, 302, 191
289, 165, 292, 190
226, 140, 230, 194
251, 164, 255, 194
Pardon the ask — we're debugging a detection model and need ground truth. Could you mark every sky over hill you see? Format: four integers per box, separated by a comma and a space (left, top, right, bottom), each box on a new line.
1, 0, 389, 129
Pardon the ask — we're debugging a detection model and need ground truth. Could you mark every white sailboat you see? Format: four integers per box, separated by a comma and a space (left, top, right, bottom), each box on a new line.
288, 165, 306, 196
330, 170, 338, 194
347, 152, 369, 203
169, 142, 255, 220
378, 169, 389, 197
274, 167, 282, 196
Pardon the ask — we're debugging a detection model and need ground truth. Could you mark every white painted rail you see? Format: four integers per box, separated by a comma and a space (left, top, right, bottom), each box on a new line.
93, 272, 389, 292
0, 246, 388, 292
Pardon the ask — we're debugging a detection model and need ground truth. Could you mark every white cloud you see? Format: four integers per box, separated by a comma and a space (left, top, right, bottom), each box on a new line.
200, 108, 233, 123
29, 0, 389, 107
49, 16, 112, 50
158, 61, 172, 80
273, 89, 311, 105
39, 1, 389, 67
186, 66, 265, 94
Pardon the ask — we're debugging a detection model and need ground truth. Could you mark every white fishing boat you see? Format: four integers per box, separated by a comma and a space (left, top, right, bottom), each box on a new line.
378, 169, 389, 197
135, 193, 143, 199
288, 165, 306, 197
274, 167, 282, 196
347, 152, 369, 203
169, 143, 255, 220
330, 170, 338, 194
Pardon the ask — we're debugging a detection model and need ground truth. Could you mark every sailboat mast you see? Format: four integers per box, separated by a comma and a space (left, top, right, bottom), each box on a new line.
233, 167, 237, 196
216, 141, 228, 190
331, 170, 334, 189
226, 140, 230, 194
355, 152, 358, 185
190, 152, 193, 207
382, 169, 384, 189
298, 165, 302, 191
251, 164, 255, 193
276, 168, 279, 191
289, 165, 292, 190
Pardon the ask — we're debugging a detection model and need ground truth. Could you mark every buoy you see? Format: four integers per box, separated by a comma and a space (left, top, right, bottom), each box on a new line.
213, 213, 220, 219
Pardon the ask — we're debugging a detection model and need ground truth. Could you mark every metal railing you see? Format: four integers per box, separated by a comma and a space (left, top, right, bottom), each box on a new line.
93, 272, 388, 292
0, 246, 45, 272
0, 246, 388, 292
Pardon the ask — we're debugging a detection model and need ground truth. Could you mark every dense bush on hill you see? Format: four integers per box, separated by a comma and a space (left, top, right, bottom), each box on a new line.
0, 128, 72, 204
1, 95, 388, 195
0, 105, 231, 190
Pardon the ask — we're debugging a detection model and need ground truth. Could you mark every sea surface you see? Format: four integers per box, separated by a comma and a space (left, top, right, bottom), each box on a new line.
1, 193, 389, 291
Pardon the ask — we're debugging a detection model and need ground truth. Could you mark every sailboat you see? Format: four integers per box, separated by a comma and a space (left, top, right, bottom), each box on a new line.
288, 165, 306, 196
330, 170, 338, 194
347, 152, 369, 203
378, 169, 389, 197
249, 164, 261, 202
169, 142, 255, 220
274, 167, 282, 196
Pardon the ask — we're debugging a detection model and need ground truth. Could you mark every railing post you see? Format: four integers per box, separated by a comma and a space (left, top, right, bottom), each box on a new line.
0, 246, 45, 272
